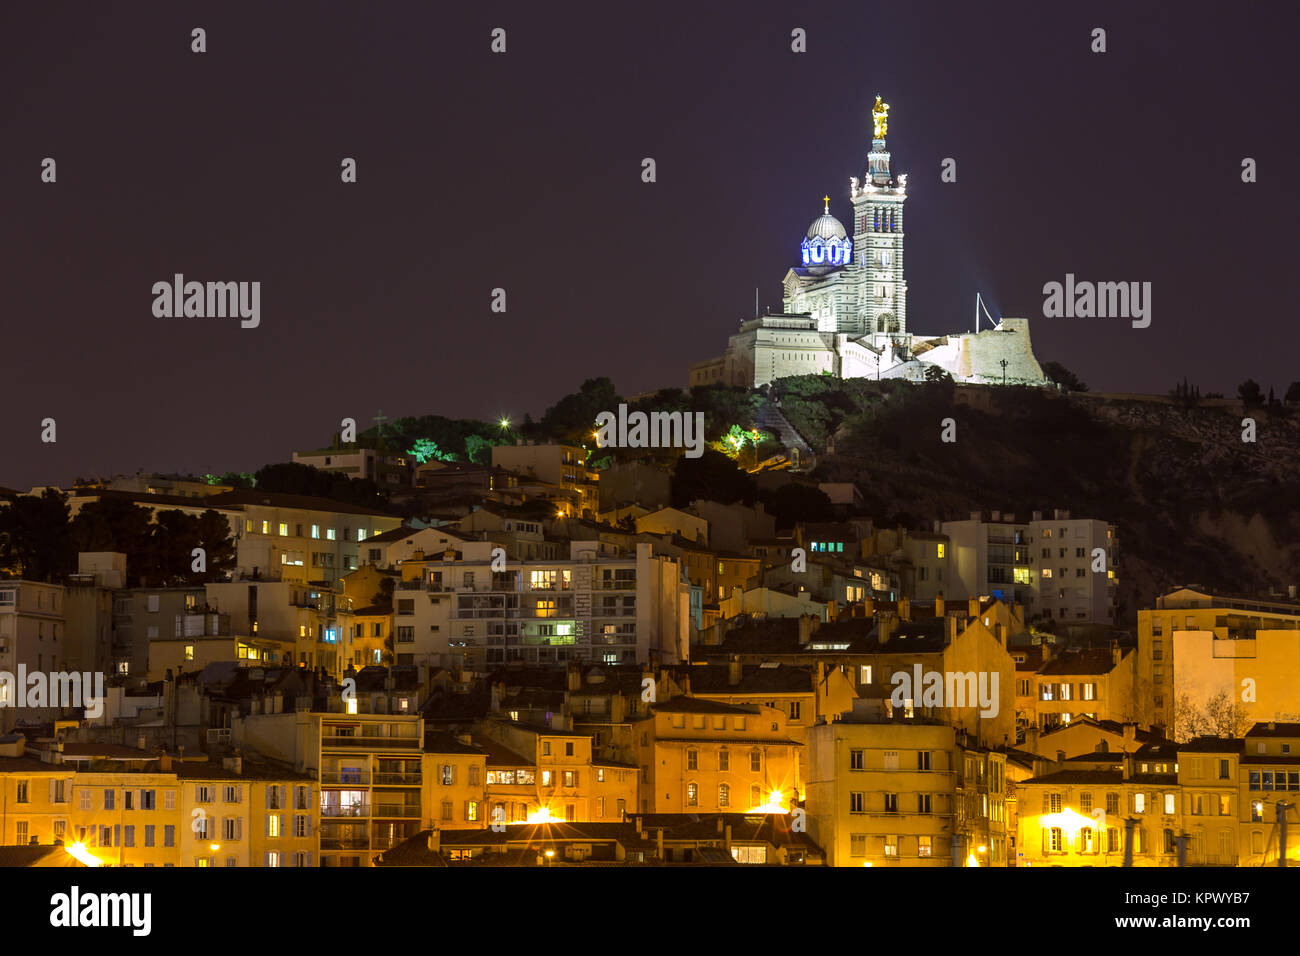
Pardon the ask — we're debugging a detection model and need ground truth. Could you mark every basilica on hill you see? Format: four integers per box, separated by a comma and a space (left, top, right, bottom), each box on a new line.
689, 96, 1049, 389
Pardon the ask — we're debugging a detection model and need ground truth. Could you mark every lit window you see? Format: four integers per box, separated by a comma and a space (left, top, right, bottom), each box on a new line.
311, 525, 320, 539
936, 543, 945, 558
184, 644, 194, 661
326, 528, 336, 541
279, 522, 288, 536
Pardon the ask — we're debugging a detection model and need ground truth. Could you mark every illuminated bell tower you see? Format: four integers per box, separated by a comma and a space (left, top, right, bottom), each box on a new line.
850, 95, 908, 338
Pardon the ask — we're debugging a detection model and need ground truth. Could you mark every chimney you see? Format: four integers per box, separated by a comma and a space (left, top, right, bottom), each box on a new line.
635, 815, 643, 837
567, 662, 582, 692
1111, 640, 1121, 668
991, 510, 1000, 522
968, 597, 980, 619
158, 753, 172, 772
1041, 642, 1052, 663
728, 656, 742, 687
457, 734, 472, 747
426, 829, 441, 853
934, 596, 944, 618
1025, 726, 1039, 752
724, 824, 732, 852
717, 816, 725, 834
489, 682, 501, 712
970, 511, 981, 521
877, 615, 894, 645
1032, 511, 1042, 521
947, 614, 958, 644
656, 827, 664, 859
136, 734, 146, 751
1056, 749, 1066, 765
1123, 723, 1136, 743
1289, 585, 1297, 600
898, 597, 911, 622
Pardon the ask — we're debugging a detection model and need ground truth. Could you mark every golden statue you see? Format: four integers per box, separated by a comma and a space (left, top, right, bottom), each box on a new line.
872, 95, 890, 139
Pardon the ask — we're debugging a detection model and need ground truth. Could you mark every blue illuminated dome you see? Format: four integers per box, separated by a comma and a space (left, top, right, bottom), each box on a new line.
800, 197, 852, 274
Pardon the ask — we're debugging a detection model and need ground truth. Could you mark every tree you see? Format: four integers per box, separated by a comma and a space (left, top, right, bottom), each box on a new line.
195, 509, 237, 582
70, 497, 155, 585
406, 438, 457, 465
761, 483, 834, 528
1042, 361, 1088, 392
1286, 381, 1300, 404
924, 365, 952, 383
0, 489, 74, 581
464, 434, 494, 465
151, 510, 202, 584
253, 462, 389, 509
671, 449, 756, 507
540, 377, 622, 444
373, 576, 396, 611
1171, 690, 1248, 743
1237, 378, 1264, 404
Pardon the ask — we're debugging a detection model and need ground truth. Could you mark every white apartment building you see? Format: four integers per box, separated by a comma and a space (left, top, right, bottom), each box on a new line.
393, 541, 690, 674
940, 510, 1117, 624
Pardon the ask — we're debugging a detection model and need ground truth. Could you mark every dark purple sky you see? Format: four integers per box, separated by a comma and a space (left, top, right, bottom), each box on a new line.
4, 1, 1297, 490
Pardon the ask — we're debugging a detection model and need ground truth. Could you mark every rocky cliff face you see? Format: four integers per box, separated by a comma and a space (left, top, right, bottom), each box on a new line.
783, 378, 1300, 623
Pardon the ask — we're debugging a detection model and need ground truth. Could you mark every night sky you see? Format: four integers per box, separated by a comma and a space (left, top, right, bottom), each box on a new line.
3, 1, 1297, 490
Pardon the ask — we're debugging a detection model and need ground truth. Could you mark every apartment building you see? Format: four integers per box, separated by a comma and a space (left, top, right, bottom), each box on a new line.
490, 442, 598, 517
0, 737, 314, 867
1013, 734, 1292, 867
314, 711, 424, 866
395, 540, 690, 673
476, 718, 639, 824
206, 490, 403, 585
1032, 644, 1138, 731
0, 580, 67, 730
204, 580, 354, 676
942, 509, 1117, 624
177, 758, 316, 867
422, 732, 488, 830
292, 447, 412, 488
807, 705, 960, 867
635, 697, 801, 815
1139, 586, 1300, 732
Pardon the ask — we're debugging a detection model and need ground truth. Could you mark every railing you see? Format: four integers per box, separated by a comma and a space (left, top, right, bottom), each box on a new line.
320, 805, 370, 818
372, 773, 422, 786
321, 732, 421, 748
372, 805, 421, 818
319, 837, 370, 850
319, 772, 370, 786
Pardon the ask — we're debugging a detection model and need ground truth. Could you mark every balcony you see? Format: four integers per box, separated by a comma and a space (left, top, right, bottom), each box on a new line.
372, 772, 422, 786
322, 732, 421, 749
373, 804, 421, 818
320, 804, 370, 818
320, 837, 371, 850
320, 772, 371, 786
